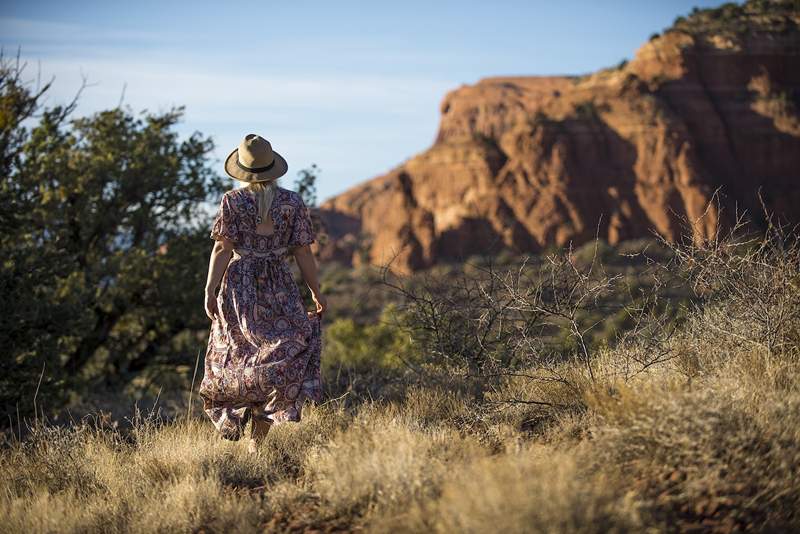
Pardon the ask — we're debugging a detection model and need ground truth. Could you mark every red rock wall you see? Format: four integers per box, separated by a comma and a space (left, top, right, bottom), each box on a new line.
319, 1, 800, 273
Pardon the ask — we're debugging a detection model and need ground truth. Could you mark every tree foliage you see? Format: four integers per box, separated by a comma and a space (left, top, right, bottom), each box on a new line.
0, 54, 227, 417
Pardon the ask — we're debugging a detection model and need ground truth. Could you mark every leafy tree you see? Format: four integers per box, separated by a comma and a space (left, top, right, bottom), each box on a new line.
0, 54, 226, 418
294, 163, 319, 207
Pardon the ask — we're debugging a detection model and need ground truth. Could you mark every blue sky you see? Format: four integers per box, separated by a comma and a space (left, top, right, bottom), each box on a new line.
1, 0, 733, 203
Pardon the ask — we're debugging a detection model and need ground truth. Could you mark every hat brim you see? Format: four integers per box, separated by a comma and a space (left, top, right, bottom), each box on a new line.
224, 148, 288, 183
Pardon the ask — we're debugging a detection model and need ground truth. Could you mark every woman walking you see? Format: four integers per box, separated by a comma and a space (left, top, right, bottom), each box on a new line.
198, 134, 327, 453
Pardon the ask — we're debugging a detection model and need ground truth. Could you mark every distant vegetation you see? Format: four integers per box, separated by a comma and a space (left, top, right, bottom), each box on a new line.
670, 0, 798, 37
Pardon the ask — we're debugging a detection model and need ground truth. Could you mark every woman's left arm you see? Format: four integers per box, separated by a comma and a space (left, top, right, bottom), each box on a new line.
292, 244, 327, 317
204, 238, 234, 320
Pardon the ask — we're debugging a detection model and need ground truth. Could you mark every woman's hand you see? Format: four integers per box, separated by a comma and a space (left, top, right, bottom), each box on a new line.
205, 290, 218, 321
205, 238, 233, 322
311, 292, 327, 318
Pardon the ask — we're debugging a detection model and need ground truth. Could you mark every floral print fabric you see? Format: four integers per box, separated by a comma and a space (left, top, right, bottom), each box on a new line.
198, 186, 321, 439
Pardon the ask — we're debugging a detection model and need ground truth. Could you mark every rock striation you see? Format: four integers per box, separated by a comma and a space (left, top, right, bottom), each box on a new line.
318, 0, 800, 272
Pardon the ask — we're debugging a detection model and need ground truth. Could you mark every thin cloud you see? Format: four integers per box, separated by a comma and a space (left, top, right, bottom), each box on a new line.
20, 55, 453, 114
0, 17, 175, 48
1, 15, 457, 202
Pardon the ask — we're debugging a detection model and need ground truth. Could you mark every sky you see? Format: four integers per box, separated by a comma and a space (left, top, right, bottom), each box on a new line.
0, 0, 734, 203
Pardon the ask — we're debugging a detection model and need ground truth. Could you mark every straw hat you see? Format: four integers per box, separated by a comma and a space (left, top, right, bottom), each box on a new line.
224, 134, 288, 183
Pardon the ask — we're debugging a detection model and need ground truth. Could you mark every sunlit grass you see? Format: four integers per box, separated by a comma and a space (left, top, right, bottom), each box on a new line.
4, 230, 800, 533
3, 337, 799, 533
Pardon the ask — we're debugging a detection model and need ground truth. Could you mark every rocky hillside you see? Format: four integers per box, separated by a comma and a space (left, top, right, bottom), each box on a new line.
318, 0, 800, 272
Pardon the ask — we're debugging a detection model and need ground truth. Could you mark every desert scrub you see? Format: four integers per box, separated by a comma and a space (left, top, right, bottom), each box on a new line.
0, 404, 351, 534
0, 417, 266, 533
400, 444, 648, 534
320, 303, 422, 405
302, 403, 487, 526
322, 304, 415, 376
586, 371, 800, 531
3, 217, 800, 533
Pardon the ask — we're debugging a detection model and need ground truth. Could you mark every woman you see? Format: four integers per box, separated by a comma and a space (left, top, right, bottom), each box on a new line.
198, 134, 327, 453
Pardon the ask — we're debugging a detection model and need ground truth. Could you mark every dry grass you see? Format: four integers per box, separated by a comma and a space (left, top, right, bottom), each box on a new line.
3, 229, 800, 533
3, 348, 797, 533
400, 445, 647, 534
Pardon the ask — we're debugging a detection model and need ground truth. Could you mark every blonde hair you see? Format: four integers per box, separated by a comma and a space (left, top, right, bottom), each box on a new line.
246, 179, 278, 224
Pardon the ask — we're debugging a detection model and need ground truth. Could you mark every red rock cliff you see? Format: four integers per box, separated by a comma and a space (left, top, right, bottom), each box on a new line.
319, 0, 800, 273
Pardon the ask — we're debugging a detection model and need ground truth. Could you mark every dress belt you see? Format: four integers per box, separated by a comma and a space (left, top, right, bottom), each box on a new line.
232, 246, 289, 262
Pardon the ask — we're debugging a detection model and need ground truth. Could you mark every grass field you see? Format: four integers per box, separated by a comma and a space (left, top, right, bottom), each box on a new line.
2, 233, 799, 533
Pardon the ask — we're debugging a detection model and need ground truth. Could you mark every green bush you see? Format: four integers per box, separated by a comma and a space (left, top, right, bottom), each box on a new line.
0, 56, 225, 419
322, 304, 414, 375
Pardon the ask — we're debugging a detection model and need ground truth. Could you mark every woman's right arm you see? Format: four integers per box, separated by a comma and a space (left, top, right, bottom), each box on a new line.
204, 238, 234, 320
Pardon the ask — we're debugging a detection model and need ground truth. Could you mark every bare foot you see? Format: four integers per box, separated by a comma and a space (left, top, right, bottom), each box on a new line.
247, 418, 271, 453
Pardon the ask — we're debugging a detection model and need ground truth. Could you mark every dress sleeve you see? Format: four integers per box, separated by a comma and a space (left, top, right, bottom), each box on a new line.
288, 195, 316, 249
210, 193, 239, 243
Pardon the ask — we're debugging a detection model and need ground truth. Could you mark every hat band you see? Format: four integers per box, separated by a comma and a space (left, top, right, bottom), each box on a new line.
237, 157, 275, 173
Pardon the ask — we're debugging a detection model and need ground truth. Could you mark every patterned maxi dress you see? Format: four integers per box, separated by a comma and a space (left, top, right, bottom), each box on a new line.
198, 186, 323, 439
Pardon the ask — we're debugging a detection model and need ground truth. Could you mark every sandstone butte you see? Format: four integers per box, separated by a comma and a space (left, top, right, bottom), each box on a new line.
317, 0, 800, 273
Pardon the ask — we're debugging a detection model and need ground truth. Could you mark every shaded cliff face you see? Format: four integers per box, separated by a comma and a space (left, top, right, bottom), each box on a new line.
319, 0, 800, 273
